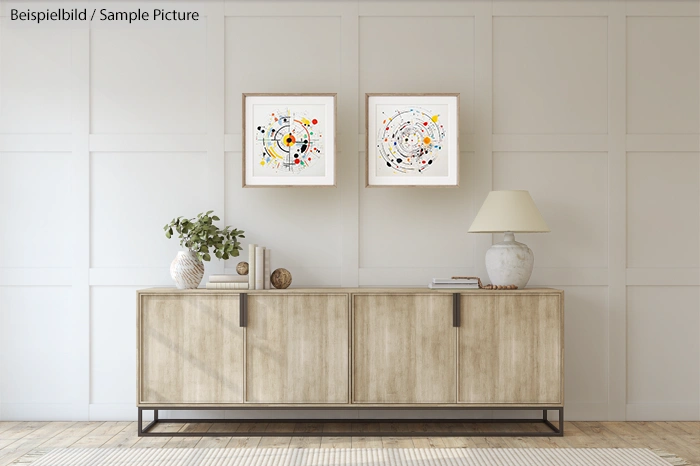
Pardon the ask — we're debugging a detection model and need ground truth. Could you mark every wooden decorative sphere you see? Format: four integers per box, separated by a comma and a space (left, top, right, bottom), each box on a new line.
270, 268, 292, 289
236, 261, 249, 275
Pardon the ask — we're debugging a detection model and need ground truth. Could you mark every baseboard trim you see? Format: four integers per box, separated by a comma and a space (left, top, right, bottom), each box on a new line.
565, 402, 609, 421
89, 403, 143, 421
626, 402, 700, 421
1, 403, 86, 421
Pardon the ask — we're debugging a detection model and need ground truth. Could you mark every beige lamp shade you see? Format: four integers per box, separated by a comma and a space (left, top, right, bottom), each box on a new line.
469, 190, 550, 233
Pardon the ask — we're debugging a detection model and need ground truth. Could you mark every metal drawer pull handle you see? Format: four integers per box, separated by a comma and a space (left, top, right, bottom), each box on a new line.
240, 293, 247, 327
453, 293, 460, 327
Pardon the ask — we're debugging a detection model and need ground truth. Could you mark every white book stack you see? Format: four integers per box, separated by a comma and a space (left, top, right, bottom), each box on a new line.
206, 274, 249, 289
428, 278, 480, 289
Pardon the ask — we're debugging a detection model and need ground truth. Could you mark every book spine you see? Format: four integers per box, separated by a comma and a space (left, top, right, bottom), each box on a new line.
255, 246, 265, 290
248, 244, 256, 290
264, 249, 271, 289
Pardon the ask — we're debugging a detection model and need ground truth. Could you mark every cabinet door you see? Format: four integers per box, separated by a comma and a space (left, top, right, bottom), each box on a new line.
458, 294, 563, 404
353, 294, 456, 404
138, 294, 244, 404
245, 294, 349, 403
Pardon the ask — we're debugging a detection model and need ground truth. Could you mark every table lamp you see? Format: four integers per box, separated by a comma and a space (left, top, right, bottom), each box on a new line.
468, 190, 550, 288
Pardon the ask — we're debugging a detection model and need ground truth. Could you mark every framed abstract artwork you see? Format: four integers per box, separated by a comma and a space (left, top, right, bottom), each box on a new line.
365, 93, 460, 187
243, 93, 336, 187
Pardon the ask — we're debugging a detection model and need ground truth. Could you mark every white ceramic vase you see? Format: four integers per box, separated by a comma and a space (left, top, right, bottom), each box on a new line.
484, 232, 535, 289
170, 250, 204, 289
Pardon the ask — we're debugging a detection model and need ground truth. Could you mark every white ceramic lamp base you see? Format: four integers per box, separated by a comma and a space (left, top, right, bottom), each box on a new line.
485, 232, 534, 289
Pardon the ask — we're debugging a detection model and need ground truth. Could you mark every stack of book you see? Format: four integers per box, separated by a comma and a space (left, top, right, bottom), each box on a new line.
248, 244, 271, 290
428, 277, 480, 289
205, 274, 249, 289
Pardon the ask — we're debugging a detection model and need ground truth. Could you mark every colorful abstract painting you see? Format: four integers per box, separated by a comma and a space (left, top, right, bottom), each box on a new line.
366, 94, 459, 186
254, 108, 324, 175
377, 106, 447, 175
244, 94, 336, 186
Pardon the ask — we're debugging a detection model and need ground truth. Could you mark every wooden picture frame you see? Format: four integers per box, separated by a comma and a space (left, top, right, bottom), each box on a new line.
243, 93, 337, 187
365, 93, 460, 187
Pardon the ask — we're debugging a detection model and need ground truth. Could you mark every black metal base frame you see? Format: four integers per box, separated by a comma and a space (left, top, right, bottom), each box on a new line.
138, 406, 563, 437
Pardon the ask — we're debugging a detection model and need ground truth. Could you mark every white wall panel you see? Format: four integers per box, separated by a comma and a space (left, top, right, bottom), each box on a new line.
224, 152, 342, 280
224, 16, 341, 134
359, 153, 475, 269
90, 152, 211, 268
90, 286, 138, 405
561, 286, 609, 405
493, 152, 608, 268
0, 287, 77, 405
627, 17, 700, 134
358, 16, 475, 133
627, 152, 700, 268
90, 25, 207, 134
0, 28, 72, 134
627, 286, 700, 420
0, 153, 73, 268
493, 16, 608, 134
560, 286, 609, 420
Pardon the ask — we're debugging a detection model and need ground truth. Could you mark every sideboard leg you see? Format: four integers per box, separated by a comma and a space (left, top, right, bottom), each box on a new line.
137, 408, 143, 436
542, 408, 564, 436
138, 408, 159, 436
559, 407, 564, 436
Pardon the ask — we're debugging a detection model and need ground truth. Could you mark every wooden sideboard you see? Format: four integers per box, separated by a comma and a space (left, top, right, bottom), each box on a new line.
136, 288, 564, 437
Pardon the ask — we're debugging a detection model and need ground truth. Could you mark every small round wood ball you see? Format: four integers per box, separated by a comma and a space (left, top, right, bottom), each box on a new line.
236, 262, 249, 275
270, 268, 292, 289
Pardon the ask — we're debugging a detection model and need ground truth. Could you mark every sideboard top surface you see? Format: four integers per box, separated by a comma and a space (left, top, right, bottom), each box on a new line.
137, 287, 563, 295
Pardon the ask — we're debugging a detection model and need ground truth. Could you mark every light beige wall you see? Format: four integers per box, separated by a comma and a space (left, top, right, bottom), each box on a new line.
0, 0, 698, 421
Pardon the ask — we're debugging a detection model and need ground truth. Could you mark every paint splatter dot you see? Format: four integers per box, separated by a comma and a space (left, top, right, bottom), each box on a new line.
431, 115, 439, 123
423, 137, 431, 144
312, 119, 318, 125
294, 159, 300, 164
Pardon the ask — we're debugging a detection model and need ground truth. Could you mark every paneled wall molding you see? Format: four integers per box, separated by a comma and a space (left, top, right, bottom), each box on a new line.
626, 134, 700, 152
626, 402, 700, 422
0, 135, 72, 152
626, 0, 700, 16
492, 134, 608, 152
627, 268, 700, 286
607, 0, 628, 422
493, 0, 612, 17
89, 134, 207, 152
69, 25, 91, 420
0, 269, 73, 287
0, 0, 698, 422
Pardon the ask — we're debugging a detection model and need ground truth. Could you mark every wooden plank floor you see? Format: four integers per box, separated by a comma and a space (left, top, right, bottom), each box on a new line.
0, 422, 696, 466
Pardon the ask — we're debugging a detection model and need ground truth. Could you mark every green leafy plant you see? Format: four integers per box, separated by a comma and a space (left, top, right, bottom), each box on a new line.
164, 211, 245, 262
